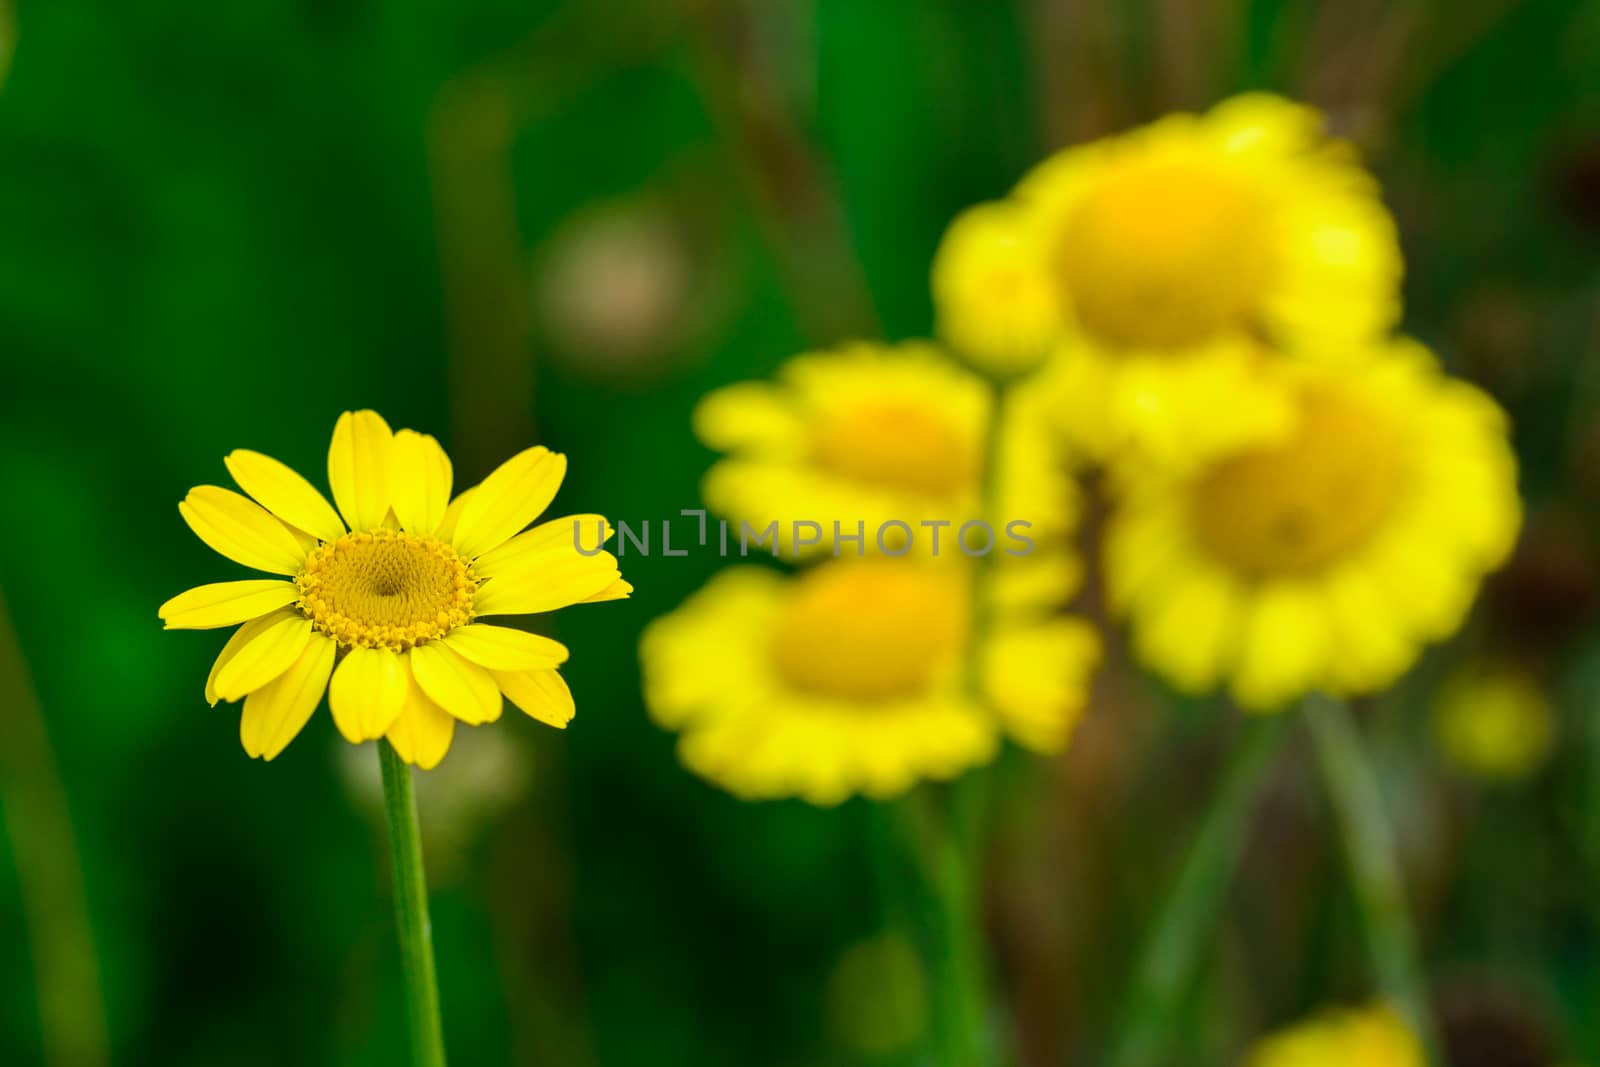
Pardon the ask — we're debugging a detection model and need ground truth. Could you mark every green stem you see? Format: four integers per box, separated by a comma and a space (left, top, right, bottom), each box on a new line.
378, 740, 448, 1067
1304, 695, 1441, 1063
1110, 714, 1293, 1067
948, 781, 993, 1066
905, 785, 991, 1067
917, 373, 1014, 1066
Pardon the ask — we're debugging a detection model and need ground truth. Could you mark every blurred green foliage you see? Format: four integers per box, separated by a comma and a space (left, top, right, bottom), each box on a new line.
2, 0, 1600, 1064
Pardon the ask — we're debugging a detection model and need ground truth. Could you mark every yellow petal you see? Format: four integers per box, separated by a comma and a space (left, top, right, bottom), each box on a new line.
385, 684, 456, 770
1133, 563, 1243, 695
205, 619, 273, 706
1230, 583, 1332, 711
179, 486, 310, 575
327, 410, 394, 532
452, 446, 567, 559
473, 514, 613, 578
441, 623, 569, 671
492, 668, 575, 728
982, 618, 1100, 753
474, 557, 620, 616
240, 634, 335, 760
410, 641, 503, 724
433, 488, 474, 544
327, 646, 409, 743
214, 610, 313, 703
159, 579, 300, 629
582, 578, 633, 603
390, 429, 453, 537
692, 382, 805, 453
224, 449, 346, 543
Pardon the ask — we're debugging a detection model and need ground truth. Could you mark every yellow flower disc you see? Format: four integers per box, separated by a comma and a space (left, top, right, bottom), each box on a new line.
1190, 387, 1402, 577
810, 400, 975, 497
1059, 160, 1274, 350
771, 560, 967, 702
296, 530, 478, 652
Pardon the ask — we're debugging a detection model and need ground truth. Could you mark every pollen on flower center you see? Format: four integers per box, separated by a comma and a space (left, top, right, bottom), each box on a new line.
1058, 160, 1273, 349
771, 561, 967, 702
1190, 387, 1403, 576
295, 529, 477, 651
812, 401, 974, 495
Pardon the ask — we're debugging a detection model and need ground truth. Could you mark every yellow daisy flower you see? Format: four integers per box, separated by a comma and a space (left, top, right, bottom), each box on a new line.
159, 410, 630, 769
934, 93, 1401, 463
694, 339, 1077, 561
1106, 340, 1520, 711
931, 199, 1064, 378
1244, 1003, 1423, 1067
639, 556, 1099, 805
1432, 662, 1554, 784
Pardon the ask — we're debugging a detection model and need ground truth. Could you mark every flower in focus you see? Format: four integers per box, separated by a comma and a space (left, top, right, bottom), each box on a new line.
1106, 341, 1520, 710
1432, 663, 1554, 784
159, 410, 629, 768
694, 340, 1077, 557
1244, 1003, 1423, 1067
639, 556, 1098, 805
935, 93, 1401, 464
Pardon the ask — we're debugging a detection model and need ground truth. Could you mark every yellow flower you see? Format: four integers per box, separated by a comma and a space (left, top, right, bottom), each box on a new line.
931, 199, 1064, 377
159, 410, 630, 768
936, 93, 1401, 463
1245, 1003, 1424, 1067
1433, 663, 1554, 784
1106, 341, 1520, 711
639, 556, 1098, 805
694, 339, 1077, 559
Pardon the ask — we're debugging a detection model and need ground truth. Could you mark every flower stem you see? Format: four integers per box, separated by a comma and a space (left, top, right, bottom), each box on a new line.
946, 780, 994, 1066
918, 372, 1014, 1066
1304, 694, 1441, 1062
378, 740, 448, 1067
1110, 713, 1293, 1067
904, 782, 992, 1067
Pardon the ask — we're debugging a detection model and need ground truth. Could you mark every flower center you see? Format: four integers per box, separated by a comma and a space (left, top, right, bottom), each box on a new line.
295, 529, 477, 651
771, 561, 967, 702
1190, 387, 1403, 577
1057, 160, 1273, 349
812, 401, 974, 496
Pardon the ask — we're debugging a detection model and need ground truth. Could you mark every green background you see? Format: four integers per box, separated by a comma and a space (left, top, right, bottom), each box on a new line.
2, 0, 1600, 1064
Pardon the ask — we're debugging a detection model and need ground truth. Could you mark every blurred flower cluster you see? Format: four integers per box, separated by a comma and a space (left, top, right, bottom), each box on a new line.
642, 91, 1520, 790
637, 90, 1535, 1060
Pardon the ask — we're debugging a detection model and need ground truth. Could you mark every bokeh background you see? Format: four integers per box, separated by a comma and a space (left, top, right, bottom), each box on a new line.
3, 0, 1600, 1064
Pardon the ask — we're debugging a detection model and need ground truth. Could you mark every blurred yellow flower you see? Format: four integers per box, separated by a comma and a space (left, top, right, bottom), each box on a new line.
639, 557, 1098, 805
694, 340, 1077, 558
936, 93, 1401, 464
1106, 341, 1520, 710
159, 410, 629, 768
932, 199, 1064, 377
1433, 663, 1554, 783
1245, 1003, 1423, 1067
